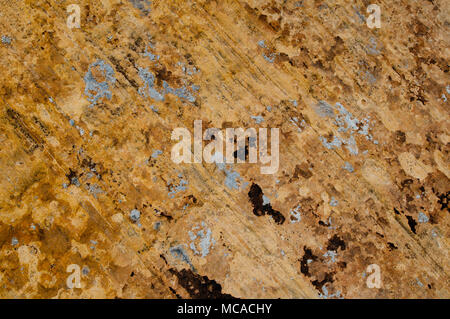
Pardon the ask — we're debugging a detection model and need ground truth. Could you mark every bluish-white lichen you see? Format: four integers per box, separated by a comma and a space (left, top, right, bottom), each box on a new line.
11, 237, 18, 246
168, 174, 188, 198
418, 212, 429, 223
342, 161, 354, 173
86, 183, 103, 199
263, 53, 276, 63
143, 44, 159, 61
316, 101, 378, 155
169, 245, 195, 271
330, 197, 338, 207
319, 285, 343, 299
290, 204, 301, 223
189, 222, 216, 258
129, 0, 152, 15
138, 67, 165, 101
151, 149, 163, 158
84, 60, 116, 107
130, 209, 141, 225
251, 115, 264, 124
138, 67, 197, 103
366, 37, 381, 55
82, 266, 90, 275
323, 250, 337, 263
1, 35, 11, 44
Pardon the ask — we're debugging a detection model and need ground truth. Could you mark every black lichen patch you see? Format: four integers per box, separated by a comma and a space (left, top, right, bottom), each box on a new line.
327, 234, 346, 251
169, 268, 235, 299
394, 130, 406, 144
154, 208, 173, 221
387, 242, 398, 251
169, 286, 182, 299
436, 191, 449, 212
311, 272, 334, 292
337, 261, 347, 269
66, 168, 80, 186
406, 215, 417, 234
80, 156, 104, 180
300, 246, 317, 277
248, 183, 285, 224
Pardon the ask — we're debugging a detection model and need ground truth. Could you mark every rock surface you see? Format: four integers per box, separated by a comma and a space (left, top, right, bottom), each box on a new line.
0, 0, 448, 298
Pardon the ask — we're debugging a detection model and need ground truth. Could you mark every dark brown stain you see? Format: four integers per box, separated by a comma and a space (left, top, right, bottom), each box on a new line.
325, 36, 345, 62
169, 268, 235, 299
300, 246, 317, 277
387, 242, 398, 251
293, 163, 312, 180
311, 272, 334, 292
406, 215, 417, 234
66, 168, 80, 186
248, 183, 285, 225
327, 234, 346, 251
154, 65, 173, 86
395, 130, 406, 144
436, 191, 449, 212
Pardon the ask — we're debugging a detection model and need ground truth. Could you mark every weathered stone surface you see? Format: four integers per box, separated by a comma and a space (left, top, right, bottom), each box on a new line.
0, 0, 448, 298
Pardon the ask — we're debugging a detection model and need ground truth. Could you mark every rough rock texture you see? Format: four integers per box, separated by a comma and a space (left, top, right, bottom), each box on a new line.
0, 0, 448, 298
